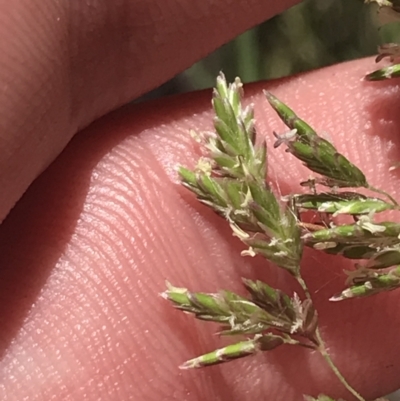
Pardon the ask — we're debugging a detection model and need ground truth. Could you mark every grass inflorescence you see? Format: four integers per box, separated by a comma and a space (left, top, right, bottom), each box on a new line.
162, 2, 400, 400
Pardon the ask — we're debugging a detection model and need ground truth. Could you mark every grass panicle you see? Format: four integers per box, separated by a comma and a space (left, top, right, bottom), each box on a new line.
163, 72, 398, 401
165, 4, 400, 397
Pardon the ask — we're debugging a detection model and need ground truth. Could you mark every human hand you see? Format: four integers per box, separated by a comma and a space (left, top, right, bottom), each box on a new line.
1, 1, 399, 400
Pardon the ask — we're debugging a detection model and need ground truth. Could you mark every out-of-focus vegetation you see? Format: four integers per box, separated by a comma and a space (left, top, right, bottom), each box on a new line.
141, 0, 400, 101
184, 0, 382, 87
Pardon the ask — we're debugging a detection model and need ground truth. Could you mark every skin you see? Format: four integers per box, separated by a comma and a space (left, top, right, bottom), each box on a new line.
0, 1, 400, 400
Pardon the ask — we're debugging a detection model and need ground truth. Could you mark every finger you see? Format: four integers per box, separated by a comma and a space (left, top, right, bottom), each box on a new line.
1, 57, 399, 401
0, 0, 299, 223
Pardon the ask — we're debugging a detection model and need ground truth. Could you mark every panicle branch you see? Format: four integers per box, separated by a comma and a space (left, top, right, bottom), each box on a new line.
162, 280, 318, 368
180, 74, 302, 275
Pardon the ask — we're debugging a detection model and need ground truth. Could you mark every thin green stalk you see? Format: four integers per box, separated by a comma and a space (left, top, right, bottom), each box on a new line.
368, 185, 399, 206
296, 276, 365, 401
297, 276, 313, 301
316, 329, 365, 401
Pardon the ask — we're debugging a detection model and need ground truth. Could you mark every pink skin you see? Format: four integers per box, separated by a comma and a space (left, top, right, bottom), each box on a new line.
0, 0, 298, 222
0, 2, 400, 400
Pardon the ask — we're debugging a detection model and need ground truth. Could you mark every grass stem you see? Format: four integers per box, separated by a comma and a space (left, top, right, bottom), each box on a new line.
368, 185, 398, 206
296, 276, 365, 401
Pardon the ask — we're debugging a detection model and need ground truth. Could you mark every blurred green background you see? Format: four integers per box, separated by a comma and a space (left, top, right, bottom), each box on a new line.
141, 0, 400, 101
